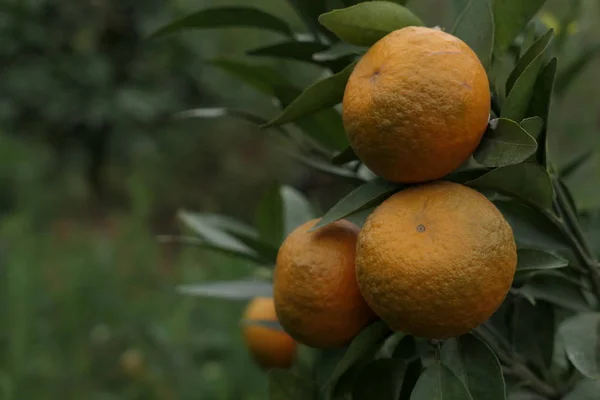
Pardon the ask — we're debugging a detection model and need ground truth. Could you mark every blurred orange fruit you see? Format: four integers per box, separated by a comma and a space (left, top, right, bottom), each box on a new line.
243, 297, 296, 369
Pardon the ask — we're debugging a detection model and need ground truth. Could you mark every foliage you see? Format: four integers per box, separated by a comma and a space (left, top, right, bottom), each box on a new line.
159, 0, 600, 399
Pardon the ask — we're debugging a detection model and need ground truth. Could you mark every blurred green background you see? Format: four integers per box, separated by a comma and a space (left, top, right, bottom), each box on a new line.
0, 0, 598, 399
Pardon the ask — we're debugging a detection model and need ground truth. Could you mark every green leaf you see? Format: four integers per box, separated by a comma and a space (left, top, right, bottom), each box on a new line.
313, 178, 400, 230
281, 186, 315, 235
318, 1, 424, 47
452, 0, 494, 71
493, 200, 571, 255
242, 319, 285, 331
410, 362, 473, 400
563, 378, 600, 400
269, 369, 316, 400
177, 211, 262, 261
520, 116, 544, 141
555, 43, 600, 96
512, 300, 554, 375
256, 183, 285, 247
506, 29, 553, 95
467, 163, 553, 211
519, 274, 590, 312
516, 248, 568, 272
177, 280, 273, 300
332, 146, 359, 165
151, 7, 293, 38
493, 0, 547, 53
502, 30, 554, 122
247, 40, 329, 65
176, 107, 268, 126
285, 0, 329, 41
263, 61, 357, 131
440, 334, 505, 400
313, 42, 365, 62
400, 359, 423, 400
507, 389, 546, 400
327, 320, 392, 389
352, 359, 406, 400
473, 118, 537, 167
559, 313, 600, 379
525, 58, 557, 166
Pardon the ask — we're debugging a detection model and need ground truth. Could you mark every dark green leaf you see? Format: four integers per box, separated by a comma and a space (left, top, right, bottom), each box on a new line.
473, 118, 537, 167
400, 359, 422, 400
519, 274, 590, 312
327, 320, 392, 388
506, 29, 553, 94
516, 248, 568, 272
493, 200, 571, 255
440, 334, 505, 400
210, 59, 292, 98
313, 178, 400, 230
467, 163, 554, 210
269, 369, 316, 400
211, 59, 346, 149
318, 2, 424, 47
151, 7, 293, 38
263, 61, 357, 131
410, 362, 473, 400
247, 40, 329, 65
507, 389, 546, 400
313, 42, 365, 62
285, 0, 329, 42
502, 30, 554, 122
512, 300, 554, 374
525, 58, 557, 166
520, 116, 544, 141
394, 335, 418, 360
281, 186, 315, 235
555, 43, 600, 96
177, 280, 273, 300
493, 0, 547, 53
157, 235, 263, 262
242, 319, 285, 331
256, 183, 285, 247
352, 359, 406, 400
559, 149, 593, 180
452, 0, 494, 71
332, 146, 358, 165
559, 313, 600, 379
284, 150, 365, 183
563, 378, 600, 400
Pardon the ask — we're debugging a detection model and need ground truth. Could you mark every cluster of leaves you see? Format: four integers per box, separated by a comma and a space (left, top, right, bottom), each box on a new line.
155, 0, 600, 399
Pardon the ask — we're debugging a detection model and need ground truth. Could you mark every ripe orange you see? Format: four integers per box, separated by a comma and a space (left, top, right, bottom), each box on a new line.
356, 181, 516, 339
274, 219, 375, 348
242, 297, 296, 369
343, 26, 490, 183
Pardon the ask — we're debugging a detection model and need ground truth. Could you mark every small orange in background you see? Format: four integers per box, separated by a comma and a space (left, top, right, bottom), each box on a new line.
343, 26, 491, 183
243, 297, 296, 369
274, 219, 376, 348
356, 181, 517, 339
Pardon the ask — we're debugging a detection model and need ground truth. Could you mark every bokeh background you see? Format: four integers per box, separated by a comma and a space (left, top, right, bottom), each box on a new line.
0, 0, 598, 399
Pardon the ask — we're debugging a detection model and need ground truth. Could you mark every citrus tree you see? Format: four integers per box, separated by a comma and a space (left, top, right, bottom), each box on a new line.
153, 0, 600, 399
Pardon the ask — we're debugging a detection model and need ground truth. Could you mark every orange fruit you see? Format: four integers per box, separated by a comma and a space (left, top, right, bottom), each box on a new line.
274, 219, 375, 348
356, 181, 516, 339
243, 297, 297, 369
343, 26, 490, 183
